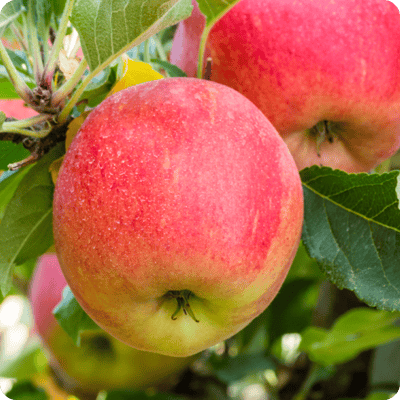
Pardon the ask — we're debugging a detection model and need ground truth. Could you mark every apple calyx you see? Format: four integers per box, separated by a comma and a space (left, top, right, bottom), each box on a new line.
86, 334, 113, 354
166, 290, 200, 323
310, 120, 338, 156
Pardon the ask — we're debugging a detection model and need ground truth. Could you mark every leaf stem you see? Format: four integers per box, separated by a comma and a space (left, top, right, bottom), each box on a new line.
0, 39, 33, 103
21, 13, 34, 72
292, 363, 320, 400
154, 34, 167, 61
57, 66, 99, 124
1, 125, 51, 138
197, 25, 211, 79
51, 58, 88, 107
144, 39, 151, 63
27, 0, 44, 83
2, 114, 53, 130
11, 25, 29, 54
42, 32, 50, 66
42, 0, 75, 87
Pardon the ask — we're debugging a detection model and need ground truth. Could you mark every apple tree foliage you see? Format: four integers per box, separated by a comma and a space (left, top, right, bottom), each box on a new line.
0, 0, 399, 399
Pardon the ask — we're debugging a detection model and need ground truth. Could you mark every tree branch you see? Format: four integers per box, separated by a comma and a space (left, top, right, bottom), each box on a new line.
1, 117, 71, 170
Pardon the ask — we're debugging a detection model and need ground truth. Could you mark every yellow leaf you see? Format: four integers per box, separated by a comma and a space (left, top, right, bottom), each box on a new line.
65, 110, 91, 151
46, 245, 56, 253
108, 58, 163, 97
49, 156, 64, 185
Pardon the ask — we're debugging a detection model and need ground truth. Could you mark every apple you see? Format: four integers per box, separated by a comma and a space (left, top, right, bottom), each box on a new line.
170, 0, 400, 172
53, 77, 303, 357
29, 254, 196, 395
0, 99, 38, 119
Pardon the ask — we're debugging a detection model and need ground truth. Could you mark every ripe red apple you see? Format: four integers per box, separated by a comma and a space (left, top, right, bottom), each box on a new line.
29, 254, 196, 395
53, 78, 303, 357
170, 0, 400, 172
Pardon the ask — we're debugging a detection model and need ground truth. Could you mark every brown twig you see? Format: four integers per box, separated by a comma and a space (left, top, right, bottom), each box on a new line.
1, 117, 72, 170
204, 57, 212, 80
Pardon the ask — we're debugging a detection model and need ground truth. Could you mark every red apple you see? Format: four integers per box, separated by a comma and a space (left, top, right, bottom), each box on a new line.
53, 78, 303, 357
170, 0, 400, 172
0, 99, 38, 119
29, 254, 196, 395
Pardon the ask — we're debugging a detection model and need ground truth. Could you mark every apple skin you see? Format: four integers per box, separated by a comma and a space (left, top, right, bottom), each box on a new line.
29, 254, 196, 394
53, 78, 303, 357
170, 0, 400, 173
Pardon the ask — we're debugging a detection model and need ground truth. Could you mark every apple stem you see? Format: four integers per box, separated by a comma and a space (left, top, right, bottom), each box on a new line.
204, 57, 212, 80
168, 290, 200, 323
311, 120, 336, 156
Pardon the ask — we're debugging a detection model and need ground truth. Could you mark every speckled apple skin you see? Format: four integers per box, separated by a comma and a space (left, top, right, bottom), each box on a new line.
29, 254, 195, 393
53, 78, 303, 357
170, 0, 400, 173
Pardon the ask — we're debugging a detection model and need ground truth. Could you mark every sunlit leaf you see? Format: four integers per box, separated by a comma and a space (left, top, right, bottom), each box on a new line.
70, 0, 192, 72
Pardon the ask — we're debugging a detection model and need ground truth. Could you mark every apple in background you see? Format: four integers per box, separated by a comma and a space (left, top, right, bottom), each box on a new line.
53, 77, 303, 357
170, 0, 400, 172
0, 100, 38, 119
29, 254, 196, 396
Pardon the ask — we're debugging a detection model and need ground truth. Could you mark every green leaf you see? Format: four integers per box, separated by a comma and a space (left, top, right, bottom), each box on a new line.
210, 353, 275, 383
34, 0, 53, 42
53, 285, 101, 346
0, 142, 31, 171
2, 49, 33, 77
5, 380, 48, 400
79, 65, 118, 106
197, 0, 241, 24
0, 144, 64, 296
370, 331, 400, 389
300, 308, 400, 366
301, 166, 400, 311
0, 337, 48, 380
0, 165, 33, 219
0, 0, 25, 37
159, 24, 178, 45
0, 49, 35, 93
52, 0, 67, 18
70, 0, 193, 72
0, 79, 22, 98
151, 58, 187, 77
